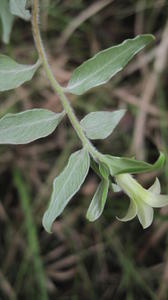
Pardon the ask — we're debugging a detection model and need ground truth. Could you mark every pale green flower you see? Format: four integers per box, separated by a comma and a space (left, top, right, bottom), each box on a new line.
115, 173, 168, 229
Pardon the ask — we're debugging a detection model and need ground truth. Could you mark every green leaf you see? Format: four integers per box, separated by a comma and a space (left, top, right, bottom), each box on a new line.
103, 152, 165, 176
43, 148, 90, 233
86, 178, 109, 222
0, 109, 65, 144
99, 162, 110, 180
66, 35, 154, 95
98, 162, 121, 192
0, 55, 40, 91
0, 0, 14, 44
10, 0, 31, 21
80, 110, 126, 140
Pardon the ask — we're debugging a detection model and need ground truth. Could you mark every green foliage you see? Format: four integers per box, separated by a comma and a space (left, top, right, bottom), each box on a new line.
0, 1, 166, 232
102, 152, 165, 176
99, 162, 110, 180
0, 55, 40, 91
86, 178, 109, 222
10, 0, 31, 21
0, 109, 64, 144
42, 148, 90, 232
0, 0, 14, 44
80, 109, 126, 140
66, 35, 154, 95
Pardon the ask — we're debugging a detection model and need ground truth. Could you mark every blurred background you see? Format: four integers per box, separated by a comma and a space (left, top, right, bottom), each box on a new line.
0, 0, 168, 299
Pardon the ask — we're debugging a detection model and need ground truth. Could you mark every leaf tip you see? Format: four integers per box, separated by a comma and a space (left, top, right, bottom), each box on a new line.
151, 151, 166, 172
42, 211, 52, 234
86, 213, 94, 222
140, 33, 155, 44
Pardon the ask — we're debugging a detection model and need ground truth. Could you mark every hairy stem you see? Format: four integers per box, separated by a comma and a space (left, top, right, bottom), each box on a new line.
31, 0, 102, 160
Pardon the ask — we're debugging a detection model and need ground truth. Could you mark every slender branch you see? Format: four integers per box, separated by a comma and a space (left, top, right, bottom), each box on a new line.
31, 0, 102, 160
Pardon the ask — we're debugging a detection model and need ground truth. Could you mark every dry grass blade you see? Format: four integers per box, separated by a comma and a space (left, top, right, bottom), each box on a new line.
131, 22, 168, 160
0, 270, 16, 300
58, 0, 114, 48
46, 268, 76, 282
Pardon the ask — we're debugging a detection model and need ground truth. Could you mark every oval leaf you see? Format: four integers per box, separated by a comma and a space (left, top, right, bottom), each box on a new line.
0, 109, 65, 144
0, 0, 14, 44
103, 152, 165, 176
80, 109, 126, 140
10, 0, 31, 21
66, 35, 154, 95
0, 55, 40, 91
86, 179, 109, 222
43, 148, 90, 233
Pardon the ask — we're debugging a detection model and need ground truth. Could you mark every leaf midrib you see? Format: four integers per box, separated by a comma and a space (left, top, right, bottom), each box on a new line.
52, 150, 88, 213
0, 63, 37, 75
67, 38, 146, 91
0, 114, 62, 133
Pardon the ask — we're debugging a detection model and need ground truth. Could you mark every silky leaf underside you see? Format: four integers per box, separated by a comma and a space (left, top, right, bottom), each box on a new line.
0, 109, 65, 144
0, 55, 40, 91
86, 179, 109, 222
42, 149, 90, 233
66, 34, 154, 95
104, 152, 165, 176
80, 109, 126, 139
10, 0, 31, 21
0, 0, 14, 44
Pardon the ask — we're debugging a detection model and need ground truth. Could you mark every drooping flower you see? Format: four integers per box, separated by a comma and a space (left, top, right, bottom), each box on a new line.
115, 173, 168, 229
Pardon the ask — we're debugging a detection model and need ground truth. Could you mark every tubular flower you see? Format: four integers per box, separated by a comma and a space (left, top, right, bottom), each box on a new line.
115, 173, 168, 229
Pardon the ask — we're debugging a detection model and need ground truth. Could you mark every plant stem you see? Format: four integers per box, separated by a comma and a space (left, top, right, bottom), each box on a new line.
31, 0, 102, 160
